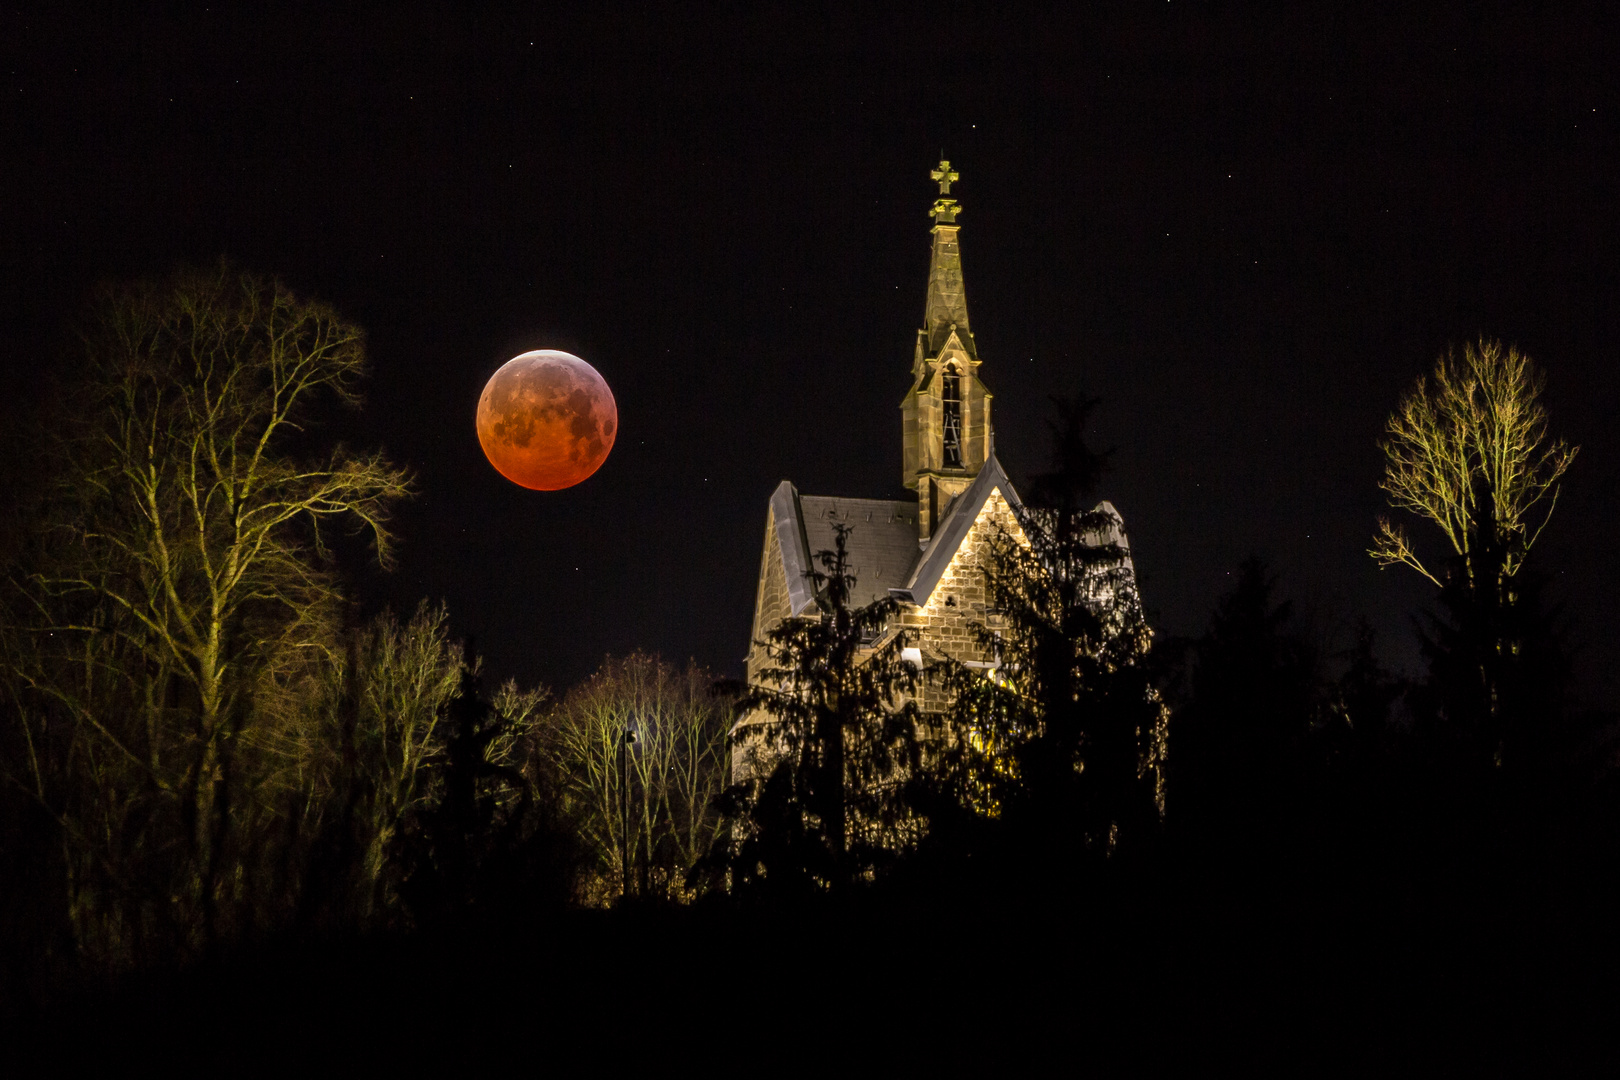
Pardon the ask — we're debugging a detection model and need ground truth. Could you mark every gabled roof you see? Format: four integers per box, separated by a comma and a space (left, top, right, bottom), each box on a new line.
1090, 500, 1134, 573
766, 483, 922, 617
765, 458, 1130, 616
888, 452, 1024, 606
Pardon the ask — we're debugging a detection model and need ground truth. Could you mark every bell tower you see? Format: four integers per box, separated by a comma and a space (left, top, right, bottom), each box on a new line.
900, 160, 994, 543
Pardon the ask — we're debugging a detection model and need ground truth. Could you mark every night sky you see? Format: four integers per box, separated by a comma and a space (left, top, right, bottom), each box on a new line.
6, 5, 1618, 705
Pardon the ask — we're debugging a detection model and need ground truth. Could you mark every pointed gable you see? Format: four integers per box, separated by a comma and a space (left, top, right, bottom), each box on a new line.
741, 157, 1142, 753
889, 453, 1024, 606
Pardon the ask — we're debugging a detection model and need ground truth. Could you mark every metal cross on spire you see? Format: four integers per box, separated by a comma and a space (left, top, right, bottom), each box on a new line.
931, 160, 959, 195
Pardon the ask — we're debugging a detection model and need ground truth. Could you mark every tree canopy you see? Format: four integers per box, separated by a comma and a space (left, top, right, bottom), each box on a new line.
1372, 337, 1576, 588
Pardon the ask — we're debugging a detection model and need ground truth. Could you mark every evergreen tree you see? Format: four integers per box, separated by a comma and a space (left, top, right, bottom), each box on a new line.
1331, 618, 1403, 771
919, 396, 1167, 865
400, 642, 567, 923
718, 524, 920, 897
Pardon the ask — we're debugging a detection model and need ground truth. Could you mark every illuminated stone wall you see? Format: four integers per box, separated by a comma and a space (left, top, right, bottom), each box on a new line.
897, 487, 1026, 711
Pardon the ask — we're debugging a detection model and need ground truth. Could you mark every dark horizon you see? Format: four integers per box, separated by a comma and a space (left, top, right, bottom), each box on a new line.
6, 5, 1617, 706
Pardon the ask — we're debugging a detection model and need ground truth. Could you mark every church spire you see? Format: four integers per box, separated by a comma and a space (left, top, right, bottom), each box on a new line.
901, 160, 994, 539
923, 160, 974, 359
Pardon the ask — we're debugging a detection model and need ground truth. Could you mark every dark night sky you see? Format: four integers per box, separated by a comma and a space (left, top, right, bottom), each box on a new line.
5, 4, 1618, 705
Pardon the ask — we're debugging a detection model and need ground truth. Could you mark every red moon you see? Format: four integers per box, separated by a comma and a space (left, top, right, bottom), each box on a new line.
476, 351, 618, 490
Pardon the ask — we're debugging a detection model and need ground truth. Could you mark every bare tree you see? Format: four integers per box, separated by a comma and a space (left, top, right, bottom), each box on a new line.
3, 266, 410, 957
255, 603, 464, 923
1372, 338, 1577, 588
1371, 337, 1577, 764
540, 653, 730, 901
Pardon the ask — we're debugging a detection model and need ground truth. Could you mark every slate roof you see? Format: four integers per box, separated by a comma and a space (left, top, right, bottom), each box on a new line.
766, 482, 817, 617
766, 453, 1035, 616
766, 452, 1137, 622
800, 496, 923, 608
762, 452, 1137, 655
766, 482, 923, 615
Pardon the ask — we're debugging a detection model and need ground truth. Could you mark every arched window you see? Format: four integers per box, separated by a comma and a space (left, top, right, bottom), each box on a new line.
941, 366, 963, 469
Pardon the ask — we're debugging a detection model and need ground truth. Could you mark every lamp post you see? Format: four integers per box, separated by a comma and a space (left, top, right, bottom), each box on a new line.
620, 721, 638, 900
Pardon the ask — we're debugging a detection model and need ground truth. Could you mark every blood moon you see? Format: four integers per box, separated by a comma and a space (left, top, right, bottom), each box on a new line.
476, 351, 618, 490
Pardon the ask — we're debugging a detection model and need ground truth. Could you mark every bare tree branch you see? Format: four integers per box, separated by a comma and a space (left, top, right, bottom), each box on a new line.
1372, 337, 1576, 584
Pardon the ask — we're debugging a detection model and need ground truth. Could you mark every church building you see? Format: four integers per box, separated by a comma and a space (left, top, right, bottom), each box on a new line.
737, 162, 1131, 763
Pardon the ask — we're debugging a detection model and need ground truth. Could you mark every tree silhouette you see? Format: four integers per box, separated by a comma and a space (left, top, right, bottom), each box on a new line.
919, 396, 1167, 867
400, 641, 563, 923
719, 524, 920, 897
1416, 532, 1569, 772
1172, 558, 1323, 855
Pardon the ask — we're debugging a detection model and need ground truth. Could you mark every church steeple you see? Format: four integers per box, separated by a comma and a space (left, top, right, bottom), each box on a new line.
900, 160, 994, 543
923, 161, 975, 359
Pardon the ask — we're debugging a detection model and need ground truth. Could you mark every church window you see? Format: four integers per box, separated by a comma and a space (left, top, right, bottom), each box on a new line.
942, 367, 963, 468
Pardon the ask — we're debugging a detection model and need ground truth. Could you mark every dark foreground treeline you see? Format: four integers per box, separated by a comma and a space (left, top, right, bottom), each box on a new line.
2, 271, 1616, 1061
8, 548, 1617, 1064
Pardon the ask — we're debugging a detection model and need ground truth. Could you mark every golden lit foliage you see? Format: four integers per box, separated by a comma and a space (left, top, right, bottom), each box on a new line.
1372, 338, 1576, 586
247, 603, 466, 918
736, 527, 924, 889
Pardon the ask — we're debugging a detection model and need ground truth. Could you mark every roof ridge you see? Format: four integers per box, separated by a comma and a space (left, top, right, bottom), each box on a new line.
889, 452, 1022, 606
799, 493, 914, 503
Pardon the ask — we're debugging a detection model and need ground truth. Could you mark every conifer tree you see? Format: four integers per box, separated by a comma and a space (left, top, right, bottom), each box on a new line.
399, 642, 562, 922
720, 525, 920, 895
921, 397, 1167, 862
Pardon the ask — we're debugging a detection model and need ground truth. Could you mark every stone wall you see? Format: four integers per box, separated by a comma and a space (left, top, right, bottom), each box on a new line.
898, 487, 1027, 711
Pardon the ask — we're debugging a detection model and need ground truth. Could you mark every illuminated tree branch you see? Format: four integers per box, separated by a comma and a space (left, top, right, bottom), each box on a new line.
4, 265, 413, 953
1371, 338, 1576, 585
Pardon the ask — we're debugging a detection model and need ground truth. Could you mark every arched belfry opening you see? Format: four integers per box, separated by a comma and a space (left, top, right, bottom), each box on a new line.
941, 364, 963, 469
